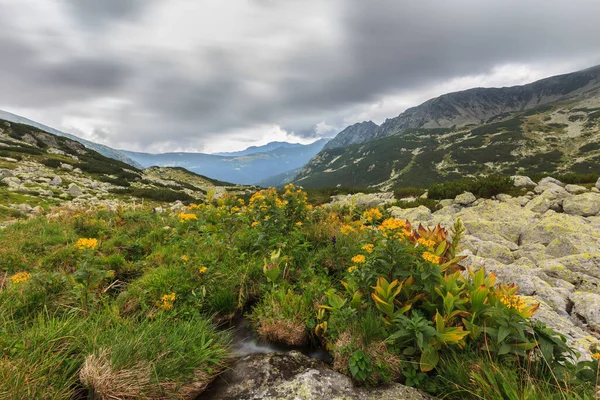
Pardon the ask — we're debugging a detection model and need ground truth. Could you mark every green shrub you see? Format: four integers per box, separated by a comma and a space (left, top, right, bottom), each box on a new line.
110, 187, 195, 202
428, 176, 513, 200
393, 187, 426, 199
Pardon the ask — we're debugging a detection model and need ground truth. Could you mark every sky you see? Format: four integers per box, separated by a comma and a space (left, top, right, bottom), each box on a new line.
1, 0, 600, 154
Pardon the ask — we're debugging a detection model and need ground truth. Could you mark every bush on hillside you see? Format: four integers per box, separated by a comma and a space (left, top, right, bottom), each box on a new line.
428, 176, 513, 200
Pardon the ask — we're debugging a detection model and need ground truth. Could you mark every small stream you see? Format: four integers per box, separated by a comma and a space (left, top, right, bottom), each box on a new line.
228, 315, 331, 362
197, 316, 331, 399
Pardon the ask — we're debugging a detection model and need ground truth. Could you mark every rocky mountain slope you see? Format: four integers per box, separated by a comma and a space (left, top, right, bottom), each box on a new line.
0, 119, 248, 224
0, 110, 142, 169
295, 67, 600, 189
123, 138, 329, 185
325, 65, 600, 150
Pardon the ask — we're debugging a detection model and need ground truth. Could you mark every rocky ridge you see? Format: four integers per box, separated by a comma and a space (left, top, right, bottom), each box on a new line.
327, 176, 600, 359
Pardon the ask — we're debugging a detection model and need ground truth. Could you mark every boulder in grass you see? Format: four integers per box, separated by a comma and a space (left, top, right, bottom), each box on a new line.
511, 175, 536, 187
454, 192, 476, 206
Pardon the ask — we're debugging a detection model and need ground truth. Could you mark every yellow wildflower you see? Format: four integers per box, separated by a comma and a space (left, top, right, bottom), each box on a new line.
499, 294, 527, 312
361, 243, 374, 254
10, 271, 31, 284
362, 208, 383, 223
251, 221, 261, 227
238, 198, 245, 205
264, 215, 271, 221
156, 292, 176, 311
591, 353, 600, 361
422, 251, 441, 264
417, 237, 437, 249
181, 255, 189, 262
340, 224, 355, 235
348, 265, 358, 273
199, 266, 208, 274
295, 222, 303, 227
231, 206, 240, 213
178, 213, 198, 223
351, 254, 366, 264
75, 238, 98, 250
188, 203, 202, 210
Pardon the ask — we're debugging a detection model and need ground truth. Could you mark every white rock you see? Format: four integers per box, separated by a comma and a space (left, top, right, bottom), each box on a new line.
572, 292, 600, 331
562, 193, 600, 217
49, 176, 62, 186
0, 169, 15, 178
565, 184, 587, 194
60, 163, 73, 171
596, 177, 600, 190
511, 175, 536, 187
538, 176, 565, 187
454, 191, 476, 206
67, 183, 83, 197
389, 205, 431, 222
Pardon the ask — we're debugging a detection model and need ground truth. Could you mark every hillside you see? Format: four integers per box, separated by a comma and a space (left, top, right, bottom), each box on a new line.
325, 65, 600, 150
296, 68, 600, 189
0, 118, 247, 223
123, 138, 329, 185
0, 110, 142, 168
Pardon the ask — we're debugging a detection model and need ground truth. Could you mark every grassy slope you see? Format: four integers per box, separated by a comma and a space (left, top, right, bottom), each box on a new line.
0, 187, 596, 398
295, 102, 600, 189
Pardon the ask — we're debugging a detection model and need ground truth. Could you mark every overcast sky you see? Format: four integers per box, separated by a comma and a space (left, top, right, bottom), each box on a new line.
1, 0, 600, 153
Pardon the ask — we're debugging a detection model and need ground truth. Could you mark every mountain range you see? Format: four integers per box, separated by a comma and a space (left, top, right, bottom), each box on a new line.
294, 65, 600, 189
122, 139, 329, 185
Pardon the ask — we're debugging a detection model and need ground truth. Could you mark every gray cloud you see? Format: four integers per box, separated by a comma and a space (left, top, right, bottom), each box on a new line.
1, 0, 600, 151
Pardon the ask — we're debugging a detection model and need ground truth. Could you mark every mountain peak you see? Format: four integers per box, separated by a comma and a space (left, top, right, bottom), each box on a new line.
323, 121, 379, 150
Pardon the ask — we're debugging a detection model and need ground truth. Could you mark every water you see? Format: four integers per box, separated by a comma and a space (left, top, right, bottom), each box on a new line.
228, 315, 331, 362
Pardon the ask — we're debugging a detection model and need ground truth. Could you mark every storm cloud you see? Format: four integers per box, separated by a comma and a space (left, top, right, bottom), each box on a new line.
1, 0, 599, 152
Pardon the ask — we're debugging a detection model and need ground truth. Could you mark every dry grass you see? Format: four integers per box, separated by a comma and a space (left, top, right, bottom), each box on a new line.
257, 317, 307, 346
80, 350, 215, 400
332, 330, 353, 374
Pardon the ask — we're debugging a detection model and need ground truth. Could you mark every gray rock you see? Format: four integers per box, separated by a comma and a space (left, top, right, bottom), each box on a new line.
511, 175, 536, 187
538, 177, 565, 187
438, 199, 454, 207
389, 205, 431, 222
0, 169, 15, 178
49, 176, 63, 186
596, 177, 600, 190
563, 193, 600, 217
565, 184, 587, 194
1, 176, 21, 187
60, 163, 74, 171
476, 240, 514, 264
205, 351, 433, 400
524, 194, 551, 213
571, 292, 600, 331
15, 203, 33, 213
454, 191, 476, 206
330, 192, 395, 208
593, 187, 600, 193
534, 181, 566, 195
67, 183, 84, 197
39, 189, 54, 197
2, 157, 18, 162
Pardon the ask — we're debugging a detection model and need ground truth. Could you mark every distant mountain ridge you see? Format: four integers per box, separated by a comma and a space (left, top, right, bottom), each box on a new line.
295, 64, 600, 189
325, 65, 600, 149
123, 138, 329, 185
0, 110, 142, 168
214, 141, 309, 157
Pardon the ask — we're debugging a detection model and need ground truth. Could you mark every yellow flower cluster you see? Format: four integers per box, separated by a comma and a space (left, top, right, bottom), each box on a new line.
178, 213, 198, 223
188, 203, 202, 210
361, 243, 374, 254
351, 254, 366, 264
362, 208, 383, 223
378, 218, 409, 239
10, 271, 31, 284
156, 292, 176, 311
591, 353, 600, 361
422, 251, 441, 264
295, 221, 303, 227
340, 224, 356, 235
199, 266, 208, 274
348, 265, 358, 273
251, 221, 261, 227
181, 255, 189, 262
499, 294, 527, 312
417, 237, 437, 249
75, 238, 98, 250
